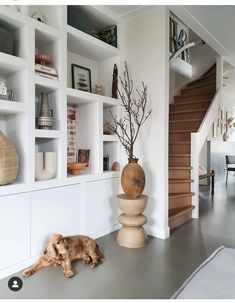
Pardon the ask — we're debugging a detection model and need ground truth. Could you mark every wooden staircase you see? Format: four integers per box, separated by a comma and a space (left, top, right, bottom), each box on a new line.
169, 64, 216, 230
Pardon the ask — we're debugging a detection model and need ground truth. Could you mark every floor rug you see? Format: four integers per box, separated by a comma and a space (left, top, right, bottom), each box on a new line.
172, 246, 235, 299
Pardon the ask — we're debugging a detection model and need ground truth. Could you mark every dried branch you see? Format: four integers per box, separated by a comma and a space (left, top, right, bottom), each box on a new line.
105, 61, 152, 159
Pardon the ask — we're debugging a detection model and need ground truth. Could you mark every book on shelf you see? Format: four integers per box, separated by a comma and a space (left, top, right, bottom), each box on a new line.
35, 64, 58, 76
35, 71, 59, 80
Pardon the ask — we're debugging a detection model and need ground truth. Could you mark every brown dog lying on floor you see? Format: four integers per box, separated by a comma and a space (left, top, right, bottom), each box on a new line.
22, 234, 104, 278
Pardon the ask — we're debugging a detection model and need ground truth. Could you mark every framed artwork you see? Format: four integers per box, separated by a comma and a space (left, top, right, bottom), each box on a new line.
78, 149, 90, 167
71, 64, 91, 92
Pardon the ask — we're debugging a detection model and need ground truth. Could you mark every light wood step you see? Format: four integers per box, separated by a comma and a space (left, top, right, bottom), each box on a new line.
169, 206, 195, 229
170, 119, 201, 130
186, 80, 216, 90
169, 154, 191, 167
181, 86, 215, 96
174, 93, 214, 103
187, 77, 216, 88
169, 179, 193, 194
169, 166, 192, 179
169, 141, 190, 154
170, 101, 210, 112
170, 108, 207, 120
169, 192, 195, 209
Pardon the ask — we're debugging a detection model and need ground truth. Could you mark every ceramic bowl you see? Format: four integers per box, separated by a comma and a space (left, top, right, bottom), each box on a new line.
67, 162, 87, 175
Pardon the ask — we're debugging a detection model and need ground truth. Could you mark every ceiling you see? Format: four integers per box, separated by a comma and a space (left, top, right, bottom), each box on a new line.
171, 5, 235, 67
104, 5, 150, 20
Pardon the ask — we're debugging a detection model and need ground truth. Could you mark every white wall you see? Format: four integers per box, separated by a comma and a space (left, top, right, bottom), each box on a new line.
123, 6, 169, 239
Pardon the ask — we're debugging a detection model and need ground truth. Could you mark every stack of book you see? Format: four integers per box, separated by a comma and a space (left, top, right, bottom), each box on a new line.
35, 64, 58, 80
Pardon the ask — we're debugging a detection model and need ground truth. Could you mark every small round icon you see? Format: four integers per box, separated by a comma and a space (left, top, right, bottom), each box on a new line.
8, 276, 23, 292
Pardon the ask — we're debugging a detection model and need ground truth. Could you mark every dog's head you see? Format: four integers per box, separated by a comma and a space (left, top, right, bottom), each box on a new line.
47, 234, 70, 259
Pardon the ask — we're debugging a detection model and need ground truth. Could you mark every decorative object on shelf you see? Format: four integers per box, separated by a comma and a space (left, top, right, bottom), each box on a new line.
106, 61, 152, 199
78, 149, 90, 167
0, 131, 19, 185
7, 90, 14, 101
100, 25, 117, 48
0, 82, 8, 100
94, 84, 103, 95
0, 26, 14, 55
35, 54, 53, 66
31, 11, 46, 23
103, 156, 109, 171
117, 194, 148, 248
111, 161, 120, 171
67, 104, 77, 163
36, 93, 54, 129
91, 31, 101, 40
67, 162, 87, 175
35, 152, 57, 181
103, 123, 112, 135
112, 64, 118, 99
72, 64, 92, 93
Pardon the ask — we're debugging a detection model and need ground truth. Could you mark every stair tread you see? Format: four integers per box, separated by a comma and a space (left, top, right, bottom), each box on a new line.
169, 166, 192, 170
169, 154, 191, 157
169, 192, 195, 197
170, 108, 207, 114
169, 141, 190, 145
175, 92, 214, 99
169, 179, 193, 183
169, 129, 197, 133
186, 81, 216, 90
170, 118, 202, 123
170, 100, 210, 106
169, 206, 195, 218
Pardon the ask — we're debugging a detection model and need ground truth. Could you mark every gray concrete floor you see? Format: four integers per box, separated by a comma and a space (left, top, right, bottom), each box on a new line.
0, 179, 235, 299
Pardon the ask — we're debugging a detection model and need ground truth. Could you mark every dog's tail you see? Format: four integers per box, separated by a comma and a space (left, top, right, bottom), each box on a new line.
95, 244, 104, 261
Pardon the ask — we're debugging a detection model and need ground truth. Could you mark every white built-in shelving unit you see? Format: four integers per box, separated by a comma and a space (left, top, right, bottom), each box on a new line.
0, 5, 121, 279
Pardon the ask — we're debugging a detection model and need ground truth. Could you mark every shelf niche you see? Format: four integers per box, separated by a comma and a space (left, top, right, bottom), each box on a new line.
103, 141, 119, 172
35, 137, 60, 181
67, 5, 118, 48
67, 100, 100, 175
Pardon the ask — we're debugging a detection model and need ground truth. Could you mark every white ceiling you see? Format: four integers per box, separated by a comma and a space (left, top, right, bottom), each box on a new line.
171, 5, 235, 67
105, 5, 151, 20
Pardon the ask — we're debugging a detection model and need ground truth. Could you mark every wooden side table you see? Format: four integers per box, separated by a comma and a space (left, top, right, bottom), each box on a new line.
117, 194, 148, 248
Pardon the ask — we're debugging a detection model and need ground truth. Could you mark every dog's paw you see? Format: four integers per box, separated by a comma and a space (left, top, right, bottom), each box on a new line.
64, 270, 74, 278
91, 262, 98, 268
83, 257, 91, 264
22, 269, 34, 277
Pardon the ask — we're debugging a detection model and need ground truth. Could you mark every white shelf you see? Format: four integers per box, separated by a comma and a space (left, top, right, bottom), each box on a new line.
33, 19, 61, 43
67, 88, 119, 106
35, 75, 61, 90
67, 25, 120, 61
0, 6, 29, 28
103, 135, 119, 142
0, 100, 26, 114
34, 129, 61, 138
0, 52, 27, 74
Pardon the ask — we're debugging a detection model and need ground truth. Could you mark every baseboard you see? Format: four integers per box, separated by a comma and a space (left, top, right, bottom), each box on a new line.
145, 225, 170, 239
0, 256, 38, 280
89, 224, 121, 240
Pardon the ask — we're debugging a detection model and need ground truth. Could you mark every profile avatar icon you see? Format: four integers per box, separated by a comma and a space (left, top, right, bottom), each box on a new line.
8, 276, 23, 291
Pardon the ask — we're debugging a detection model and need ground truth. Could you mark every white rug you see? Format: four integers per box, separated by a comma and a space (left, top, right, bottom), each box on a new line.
172, 246, 235, 299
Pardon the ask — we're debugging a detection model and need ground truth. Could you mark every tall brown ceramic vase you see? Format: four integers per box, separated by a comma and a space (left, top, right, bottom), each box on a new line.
121, 158, 145, 199
0, 131, 19, 185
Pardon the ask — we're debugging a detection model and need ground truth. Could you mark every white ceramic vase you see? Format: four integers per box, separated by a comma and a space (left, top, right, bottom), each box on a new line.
35, 152, 57, 181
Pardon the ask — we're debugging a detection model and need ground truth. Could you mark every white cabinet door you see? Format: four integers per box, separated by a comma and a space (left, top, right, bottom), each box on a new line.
31, 184, 81, 257
0, 193, 30, 270
86, 178, 119, 235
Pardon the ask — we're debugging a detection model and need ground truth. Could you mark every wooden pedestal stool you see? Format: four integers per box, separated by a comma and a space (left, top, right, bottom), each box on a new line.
117, 194, 148, 248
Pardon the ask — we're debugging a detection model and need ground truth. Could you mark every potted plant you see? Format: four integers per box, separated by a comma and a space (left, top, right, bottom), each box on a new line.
106, 62, 152, 199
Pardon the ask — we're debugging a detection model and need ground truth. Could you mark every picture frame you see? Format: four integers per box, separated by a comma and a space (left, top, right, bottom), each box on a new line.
71, 64, 92, 93
77, 149, 90, 167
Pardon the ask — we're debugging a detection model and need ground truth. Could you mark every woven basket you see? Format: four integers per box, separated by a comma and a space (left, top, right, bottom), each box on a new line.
0, 131, 19, 185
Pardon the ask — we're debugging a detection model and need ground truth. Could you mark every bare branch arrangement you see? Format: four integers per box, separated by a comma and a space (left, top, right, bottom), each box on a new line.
105, 62, 152, 159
